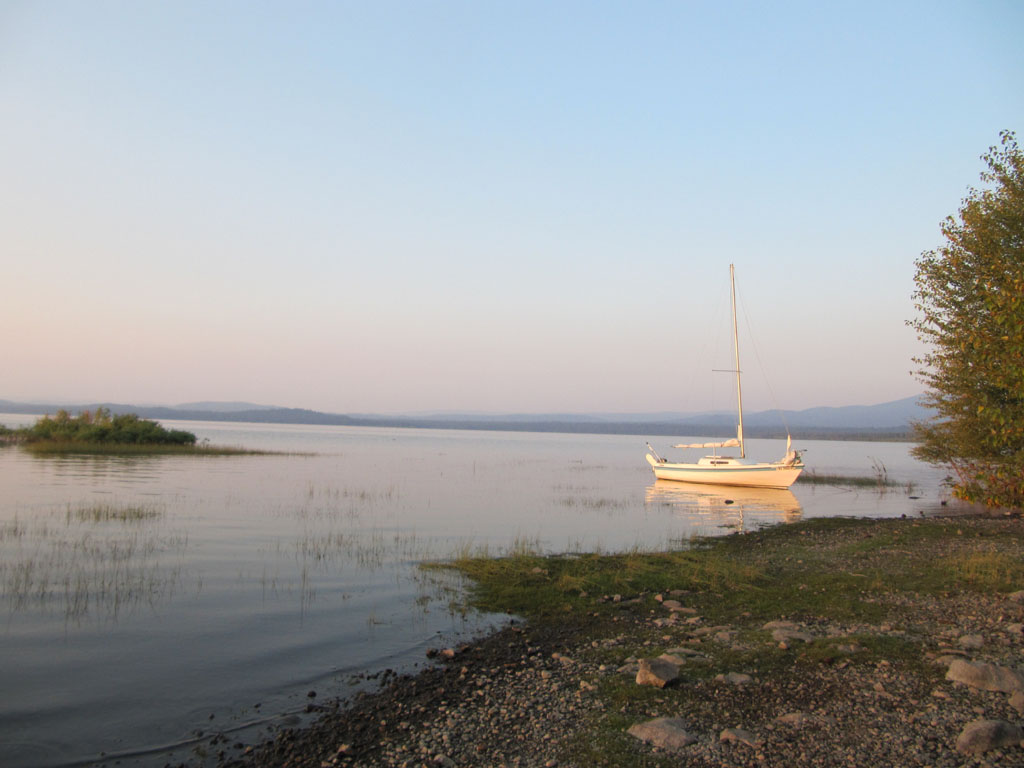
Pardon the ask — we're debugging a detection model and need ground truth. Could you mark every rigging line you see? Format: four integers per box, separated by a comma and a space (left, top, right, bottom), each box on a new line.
735, 281, 793, 437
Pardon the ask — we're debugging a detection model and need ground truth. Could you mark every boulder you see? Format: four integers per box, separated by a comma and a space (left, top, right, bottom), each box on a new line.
636, 658, 679, 688
956, 719, 1024, 754
958, 634, 985, 650
626, 717, 696, 750
946, 659, 1024, 693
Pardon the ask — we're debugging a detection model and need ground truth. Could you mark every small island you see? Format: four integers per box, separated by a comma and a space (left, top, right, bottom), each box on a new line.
0, 408, 262, 455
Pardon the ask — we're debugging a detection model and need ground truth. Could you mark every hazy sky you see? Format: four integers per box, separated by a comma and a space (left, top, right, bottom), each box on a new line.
2, 1, 1022, 414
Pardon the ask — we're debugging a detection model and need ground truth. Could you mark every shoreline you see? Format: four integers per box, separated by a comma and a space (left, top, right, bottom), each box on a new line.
159, 509, 1024, 768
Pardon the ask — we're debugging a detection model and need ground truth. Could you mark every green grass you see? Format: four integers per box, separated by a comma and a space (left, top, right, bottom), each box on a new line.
431, 548, 765, 619
432, 515, 1024, 624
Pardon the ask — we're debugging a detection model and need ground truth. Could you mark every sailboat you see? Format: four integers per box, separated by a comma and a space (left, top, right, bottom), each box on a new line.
645, 264, 804, 489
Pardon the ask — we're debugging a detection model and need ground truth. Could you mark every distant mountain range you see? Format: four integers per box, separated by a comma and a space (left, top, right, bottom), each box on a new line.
0, 395, 930, 441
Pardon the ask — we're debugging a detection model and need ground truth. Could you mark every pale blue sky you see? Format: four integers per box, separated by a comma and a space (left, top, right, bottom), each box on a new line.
2, 1, 1022, 414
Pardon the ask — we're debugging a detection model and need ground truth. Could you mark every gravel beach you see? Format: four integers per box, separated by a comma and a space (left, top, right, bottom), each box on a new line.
202, 513, 1024, 768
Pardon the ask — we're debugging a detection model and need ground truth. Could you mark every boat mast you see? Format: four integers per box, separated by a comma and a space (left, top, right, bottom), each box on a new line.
730, 264, 745, 458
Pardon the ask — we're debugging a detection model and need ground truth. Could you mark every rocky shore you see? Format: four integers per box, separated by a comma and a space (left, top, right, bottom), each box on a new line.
207, 514, 1024, 768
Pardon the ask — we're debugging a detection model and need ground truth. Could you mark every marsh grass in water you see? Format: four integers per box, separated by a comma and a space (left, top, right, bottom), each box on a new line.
0, 501, 187, 622
22, 440, 277, 456
68, 502, 164, 523
797, 457, 916, 492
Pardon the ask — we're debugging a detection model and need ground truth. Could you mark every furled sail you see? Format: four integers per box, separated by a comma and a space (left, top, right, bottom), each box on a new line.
672, 438, 741, 449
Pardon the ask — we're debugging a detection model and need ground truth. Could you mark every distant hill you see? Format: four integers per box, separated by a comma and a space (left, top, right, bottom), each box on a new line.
404, 396, 929, 431
677, 395, 929, 431
0, 396, 930, 441
173, 401, 277, 413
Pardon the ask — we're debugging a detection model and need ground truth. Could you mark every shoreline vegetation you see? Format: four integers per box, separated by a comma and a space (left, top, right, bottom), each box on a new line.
0, 409, 271, 456
220, 509, 1024, 768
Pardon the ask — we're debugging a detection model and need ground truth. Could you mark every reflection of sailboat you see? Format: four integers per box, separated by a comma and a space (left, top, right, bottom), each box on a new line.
645, 479, 803, 531
646, 264, 804, 489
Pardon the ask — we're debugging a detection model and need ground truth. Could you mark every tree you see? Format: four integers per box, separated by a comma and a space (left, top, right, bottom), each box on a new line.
909, 130, 1024, 509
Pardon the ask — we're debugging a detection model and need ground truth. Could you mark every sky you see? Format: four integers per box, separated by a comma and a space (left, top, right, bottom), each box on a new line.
2, 1, 1022, 415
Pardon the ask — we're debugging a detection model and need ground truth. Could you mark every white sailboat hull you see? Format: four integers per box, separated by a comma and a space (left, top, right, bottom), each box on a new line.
646, 453, 803, 490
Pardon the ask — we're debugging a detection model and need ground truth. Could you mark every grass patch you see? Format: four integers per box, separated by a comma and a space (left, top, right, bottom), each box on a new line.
22, 440, 276, 456
942, 551, 1024, 591
797, 471, 902, 487
797, 457, 915, 491
433, 515, 1024, 624
68, 503, 164, 523
435, 549, 765, 619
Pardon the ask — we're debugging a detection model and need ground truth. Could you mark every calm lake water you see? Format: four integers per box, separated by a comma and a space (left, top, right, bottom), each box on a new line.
0, 416, 959, 767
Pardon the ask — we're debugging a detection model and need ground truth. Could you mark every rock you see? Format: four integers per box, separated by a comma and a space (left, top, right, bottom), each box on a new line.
665, 646, 704, 657
1007, 590, 1024, 603
720, 727, 762, 747
715, 672, 752, 685
835, 643, 864, 654
627, 717, 696, 751
714, 630, 739, 644
958, 634, 985, 649
946, 658, 1024, 693
772, 628, 813, 644
955, 719, 1024, 754
763, 620, 800, 630
775, 712, 811, 727
658, 653, 688, 666
1011, 690, 1024, 714
659, 600, 697, 614
636, 657, 679, 688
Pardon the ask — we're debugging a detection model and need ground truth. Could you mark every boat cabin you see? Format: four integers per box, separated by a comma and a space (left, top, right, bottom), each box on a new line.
697, 456, 743, 467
